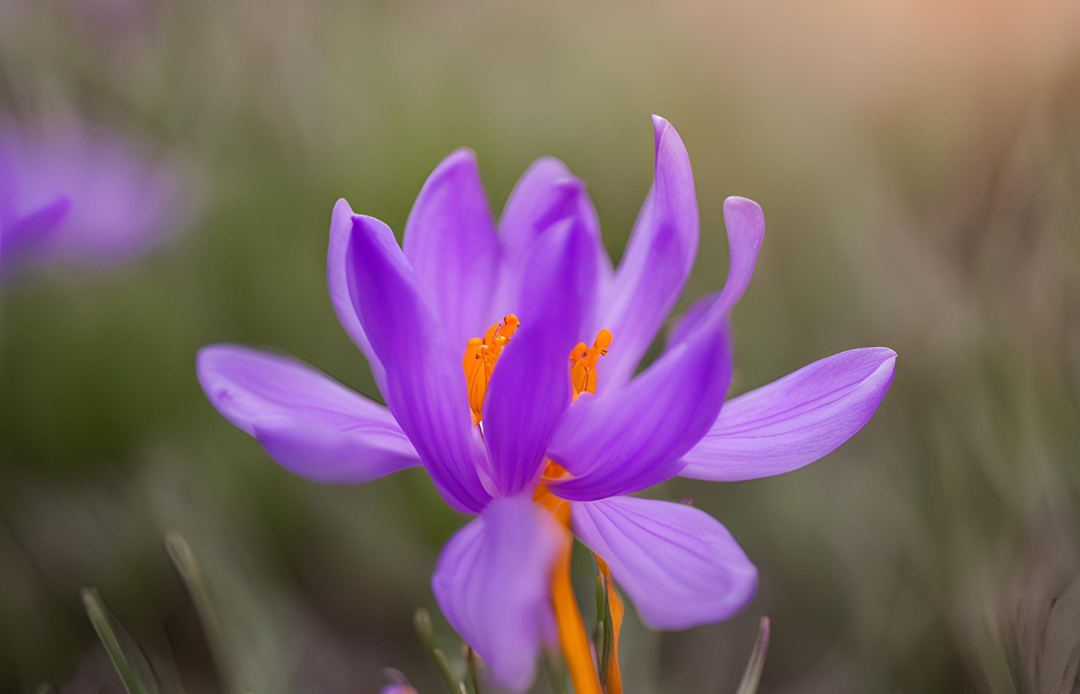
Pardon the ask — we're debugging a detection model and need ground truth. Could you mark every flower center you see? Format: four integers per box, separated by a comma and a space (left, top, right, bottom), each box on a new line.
462, 317, 612, 424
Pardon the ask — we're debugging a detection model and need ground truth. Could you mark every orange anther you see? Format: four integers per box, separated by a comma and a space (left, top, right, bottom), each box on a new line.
569, 328, 613, 400
463, 315, 519, 425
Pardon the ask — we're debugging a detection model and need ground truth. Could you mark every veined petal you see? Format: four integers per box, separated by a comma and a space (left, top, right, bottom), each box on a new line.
496, 157, 612, 316
547, 319, 732, 501
599, 116, 698, 392
432, 496, 562, 692
483, 220, 597, 495
571, 496, 757, 630
328, 198, 386, 391
403, 149, 501, 350
196, 345, 419, 483
679, 348, 897, 481
668, 197, 765, 346
347, 215, 491, 513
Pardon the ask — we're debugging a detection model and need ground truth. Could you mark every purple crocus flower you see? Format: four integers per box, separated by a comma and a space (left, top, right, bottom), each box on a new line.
197, 116, 896, 691
0, 121, 190, 275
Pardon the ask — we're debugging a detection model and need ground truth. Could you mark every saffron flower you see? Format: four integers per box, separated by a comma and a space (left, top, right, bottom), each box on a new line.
197, 116, 896, 691
0, 121, 191, 276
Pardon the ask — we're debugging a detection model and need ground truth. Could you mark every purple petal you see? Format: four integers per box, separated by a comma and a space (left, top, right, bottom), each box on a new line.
347, 215, 491, 513
572, 496, 757, 629
679, 348, 897, 481
668, 196, 765, 346
432, 496, 561, 692
403, 149, 501, 350
327, 198, 386, 391
495, 157, 612, 316
196, 345, 419, 483
379, 687, 415, 694
547, 319, 732, 501
483, 220, 598, 496
598, 115, 698, 392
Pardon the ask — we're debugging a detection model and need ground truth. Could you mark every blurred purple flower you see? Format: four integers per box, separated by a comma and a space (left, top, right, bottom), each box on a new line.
197, 116, 896, 691
379, 686, 416, 694
0, 147, 71, 272
0, 121, 191, 276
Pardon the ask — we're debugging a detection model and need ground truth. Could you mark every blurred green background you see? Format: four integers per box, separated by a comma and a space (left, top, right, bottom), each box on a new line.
2, 0, 1080, 692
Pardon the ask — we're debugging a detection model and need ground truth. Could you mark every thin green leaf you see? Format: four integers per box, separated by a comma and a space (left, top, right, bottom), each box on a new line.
734, 616, 771, 694
165, 532, 232, 692
414, 608, 464, 694
593, 572, 607, 664
80, 588, 158, 694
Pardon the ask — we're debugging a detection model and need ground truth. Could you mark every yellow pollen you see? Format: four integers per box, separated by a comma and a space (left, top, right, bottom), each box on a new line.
569, 329, 613, 400
463, 315, 519, 425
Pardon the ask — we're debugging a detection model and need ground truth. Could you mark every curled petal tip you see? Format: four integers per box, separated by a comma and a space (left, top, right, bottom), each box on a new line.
723, 195, 762, 213
349, 214, 391, 239
874, 349, 898, 382
864, 347, 898, 375
331, 198, 356, 225
442, 147, 479, 169
722, 197, 765, 240
415, 148, 483, 200
348, 215, 383, 248
553, 176, 586, 195
651, 115, 675, 151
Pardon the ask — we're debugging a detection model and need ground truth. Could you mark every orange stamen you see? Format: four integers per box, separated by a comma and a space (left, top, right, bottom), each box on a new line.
569, 329, 613, 400
463, 315, 519, 425
534, 482, 603, 694
595, 555, 625, 694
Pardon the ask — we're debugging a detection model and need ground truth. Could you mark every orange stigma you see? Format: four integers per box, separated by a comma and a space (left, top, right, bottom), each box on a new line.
463, 315, 520, 425
569, 329, 613, 400
534, 479, 603, 694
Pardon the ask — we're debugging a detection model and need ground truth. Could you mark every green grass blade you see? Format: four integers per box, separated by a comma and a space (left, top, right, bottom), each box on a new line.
414, 608, 464, 694
734, 616, 771, 694
164, 532, 232, 692
80, 588, 157, 694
